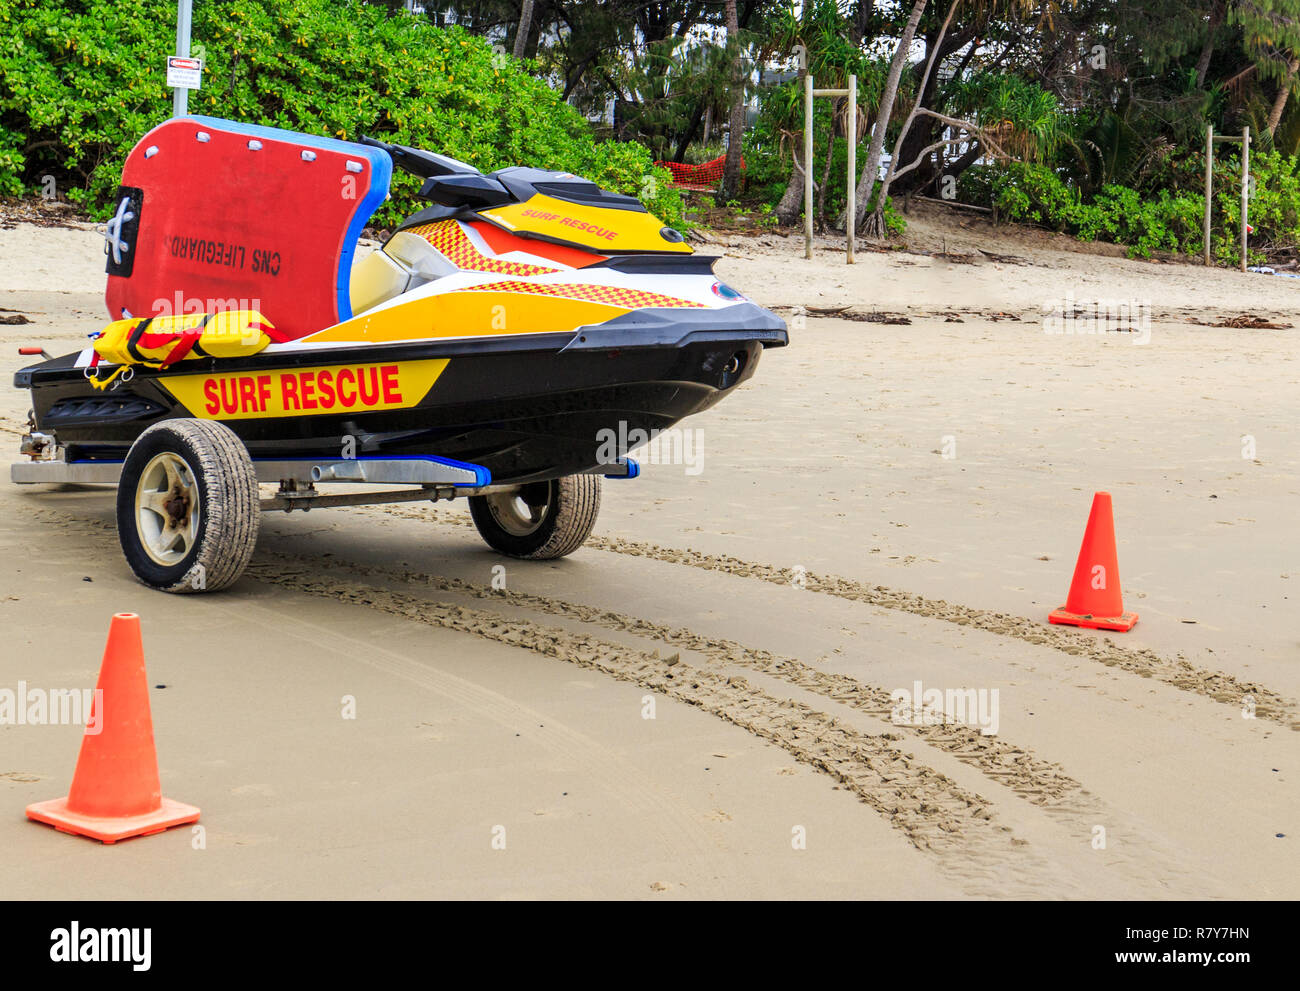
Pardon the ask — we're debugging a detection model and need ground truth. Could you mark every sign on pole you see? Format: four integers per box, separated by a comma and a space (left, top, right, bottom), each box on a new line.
166, 56, 203, 91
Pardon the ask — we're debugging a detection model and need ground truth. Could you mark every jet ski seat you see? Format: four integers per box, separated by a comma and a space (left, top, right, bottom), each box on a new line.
103, 116, 392, 343
348, 230, 461, 314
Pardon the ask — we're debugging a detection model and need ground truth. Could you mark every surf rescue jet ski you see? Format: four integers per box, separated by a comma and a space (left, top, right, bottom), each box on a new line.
12, 116, 786, 592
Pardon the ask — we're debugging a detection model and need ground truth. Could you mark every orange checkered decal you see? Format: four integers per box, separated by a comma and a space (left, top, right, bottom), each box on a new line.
406, 221, 559, 276
458, 281, 707, 309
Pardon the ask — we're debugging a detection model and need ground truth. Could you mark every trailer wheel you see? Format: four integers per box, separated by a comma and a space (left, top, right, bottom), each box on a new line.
468, 475, 600, 560
117, 419, 260, 593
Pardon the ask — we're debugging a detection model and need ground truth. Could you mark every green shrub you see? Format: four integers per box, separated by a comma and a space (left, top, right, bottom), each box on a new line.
0, 0, 684, 227
968, 151, 1300, 265
1212, 148, 1300, 266
977, 162, 1201, 258
1075, 186, 1204, 257
987, 162, 1082, 231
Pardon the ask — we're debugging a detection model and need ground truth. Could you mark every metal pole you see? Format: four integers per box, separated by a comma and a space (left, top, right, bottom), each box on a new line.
1241, 125, 1249, 273
847, 74, 856, 265
804, 73, 814, 260
1204, 124, 1212, 266
172, 0, 193, 118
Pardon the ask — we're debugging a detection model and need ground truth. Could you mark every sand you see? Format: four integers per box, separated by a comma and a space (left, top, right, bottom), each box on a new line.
0, 203, 1296, 898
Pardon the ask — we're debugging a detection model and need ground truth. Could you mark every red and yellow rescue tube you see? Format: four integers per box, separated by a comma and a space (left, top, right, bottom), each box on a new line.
89, 310, 274, 389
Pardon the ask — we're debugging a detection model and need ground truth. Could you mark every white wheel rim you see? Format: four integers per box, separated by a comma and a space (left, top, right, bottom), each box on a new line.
485, 486, 551, 537
135, 451, 200, 566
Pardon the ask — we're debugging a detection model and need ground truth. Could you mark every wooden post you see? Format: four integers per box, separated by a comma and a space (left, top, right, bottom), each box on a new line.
1204, 124, 1212, 266
847, 74, 856, 264
1241, 125, 1250, 273
804, 73, 814, 260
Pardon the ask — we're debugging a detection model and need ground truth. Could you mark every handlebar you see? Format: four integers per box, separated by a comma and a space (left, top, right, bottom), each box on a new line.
359, 135, 481, 180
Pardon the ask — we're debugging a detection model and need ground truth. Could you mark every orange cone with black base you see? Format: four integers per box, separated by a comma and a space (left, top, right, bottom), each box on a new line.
1049, 492, 1138, 632
26, 613, 199, 843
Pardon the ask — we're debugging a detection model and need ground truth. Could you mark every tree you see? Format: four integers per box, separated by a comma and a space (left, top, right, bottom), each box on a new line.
766, 2, 875, 225
1194, 0, 1228, 89
845, 0, 929, 231
514, 0, 535, 58
1235, 1, 1300, 136
720, 0, 746, 201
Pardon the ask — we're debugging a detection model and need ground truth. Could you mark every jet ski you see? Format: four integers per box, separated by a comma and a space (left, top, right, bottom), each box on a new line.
12, 116, 787, 592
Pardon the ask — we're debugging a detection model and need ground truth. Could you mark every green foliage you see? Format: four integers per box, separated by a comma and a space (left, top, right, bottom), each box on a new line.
743, 91, 904, 234
1232, 0, 1300, 89
984, 162, 1082, 231
0, 0, 684, 227
1214, 147, 1300, 264
610, 35, 731, 162
949, 74, 1061, 162
969, 151, 1300, 264
980, 162, 1205, 258
1074, 186, 1205, 258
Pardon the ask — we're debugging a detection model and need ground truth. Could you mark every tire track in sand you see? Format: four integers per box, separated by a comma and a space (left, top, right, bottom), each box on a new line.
242, 557, 1092, 896
19, 506, 1060, 891
371, 504, 1299, 726
285, 539, 1084, 808
269, 538, 1211, 896
587, 536, 1299, 726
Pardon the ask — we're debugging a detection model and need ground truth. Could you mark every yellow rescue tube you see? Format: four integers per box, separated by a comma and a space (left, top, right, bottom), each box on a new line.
92, 310, 274, 368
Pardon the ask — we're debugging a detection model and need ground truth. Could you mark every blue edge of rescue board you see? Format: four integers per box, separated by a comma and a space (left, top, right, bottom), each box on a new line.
182, 115, 394, 325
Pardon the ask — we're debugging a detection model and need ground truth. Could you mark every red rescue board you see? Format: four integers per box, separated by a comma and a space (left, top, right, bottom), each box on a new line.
105, 116, 391, 342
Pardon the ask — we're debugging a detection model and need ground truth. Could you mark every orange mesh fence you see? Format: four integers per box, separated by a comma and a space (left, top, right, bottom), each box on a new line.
654, 154, 745, 190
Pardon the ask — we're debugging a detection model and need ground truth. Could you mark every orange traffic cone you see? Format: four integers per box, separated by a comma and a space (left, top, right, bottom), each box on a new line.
1049, 492, 1138, 632
26, 613, 199, 843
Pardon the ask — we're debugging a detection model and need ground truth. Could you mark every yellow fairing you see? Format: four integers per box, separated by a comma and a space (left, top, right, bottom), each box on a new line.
306, 291, 630, 344
93, 310, 273, 366
479, 193, 692, 254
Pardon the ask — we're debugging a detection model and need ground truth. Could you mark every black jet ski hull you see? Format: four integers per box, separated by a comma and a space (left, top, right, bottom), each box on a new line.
21, 337, 767, 484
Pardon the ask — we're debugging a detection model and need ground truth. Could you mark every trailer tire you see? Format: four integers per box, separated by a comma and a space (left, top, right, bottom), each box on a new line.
116, 419, 260, 593
469, 474, 600, 560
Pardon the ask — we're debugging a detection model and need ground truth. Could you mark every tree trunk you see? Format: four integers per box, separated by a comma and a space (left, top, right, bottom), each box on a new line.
892, 28, 971, 194
851, 0, 876, 48
816, 112, 836, 225
775, 145, 807, 224
720, 0, 746, 202
513, 0, 535, 59
865, 0, 955, 238
674, 97, 709, 162
1194, 0, 1224, 89
1267, 58, 1298, 136
774, 65, 809, 225
845, 0, 929, 231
